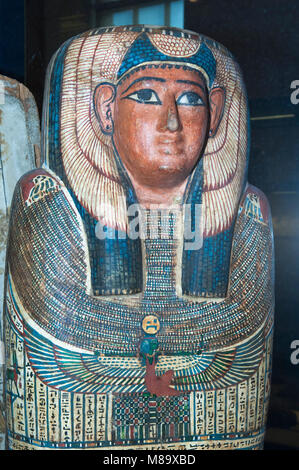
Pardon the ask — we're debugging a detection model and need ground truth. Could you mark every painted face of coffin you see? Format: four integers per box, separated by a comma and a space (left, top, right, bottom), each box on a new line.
94, 62, 225, 210
94, 66, 224, 197
114, 67, 210, 191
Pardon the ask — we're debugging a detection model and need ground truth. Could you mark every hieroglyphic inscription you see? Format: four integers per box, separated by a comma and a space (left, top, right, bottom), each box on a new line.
74, 393, 84, 442
226, 386, 237, 433
48, 389, 59, 442
248, 375, 257, 431
15, 399, 25, 435
238, 381, 247, 432
256, 354, 266, 429
264, 340, 273, 421
61, 392, 72, 442
25, 360, 36, 439
216, 389, 226, 434
85, 394, 95, 442
195, 391, 205, 435
96, 394, 107, 441
36, 381, 47, 441
206, 390, 215, 435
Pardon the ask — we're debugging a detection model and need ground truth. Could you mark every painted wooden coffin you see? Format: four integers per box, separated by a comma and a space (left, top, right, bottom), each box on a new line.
0, 75, 40, 449
4, 26, 274, 450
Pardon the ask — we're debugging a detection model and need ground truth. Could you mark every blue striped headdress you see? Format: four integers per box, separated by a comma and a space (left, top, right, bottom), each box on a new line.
117, 33, 216, 88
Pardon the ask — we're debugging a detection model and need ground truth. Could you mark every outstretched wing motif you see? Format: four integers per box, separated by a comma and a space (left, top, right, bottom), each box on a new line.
23, 319, 265, 394
171, 332, 265, 391
24, 322, 145, 394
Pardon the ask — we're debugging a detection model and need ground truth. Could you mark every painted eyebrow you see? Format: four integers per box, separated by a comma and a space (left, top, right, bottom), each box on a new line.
121, 76, 166, 95
175, 80, 206, 93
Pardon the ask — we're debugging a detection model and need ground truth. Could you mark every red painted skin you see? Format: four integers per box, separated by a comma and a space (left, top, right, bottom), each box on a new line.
94, 66, 225, 208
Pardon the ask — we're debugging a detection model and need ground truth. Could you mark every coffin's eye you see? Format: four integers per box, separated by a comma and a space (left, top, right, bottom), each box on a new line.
124, 89, 161, 105
176, 91, 204, 106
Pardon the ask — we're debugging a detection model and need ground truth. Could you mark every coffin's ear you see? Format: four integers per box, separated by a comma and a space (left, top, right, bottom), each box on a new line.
209, 87, 225, 138
93, 82, 116, 135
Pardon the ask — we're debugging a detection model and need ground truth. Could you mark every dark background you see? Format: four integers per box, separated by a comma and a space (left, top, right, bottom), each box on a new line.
0, 0, 298, 450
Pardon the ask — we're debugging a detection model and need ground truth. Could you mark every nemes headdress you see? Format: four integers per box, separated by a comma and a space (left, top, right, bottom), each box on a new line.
42, 26, 249, 297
